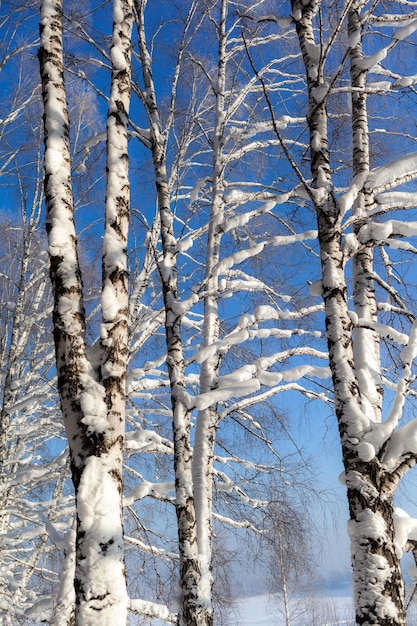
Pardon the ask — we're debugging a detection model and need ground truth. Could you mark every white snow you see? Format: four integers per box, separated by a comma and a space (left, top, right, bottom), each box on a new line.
394, 75, 417, 88
311, 82, 330, 104
223, 201, 276, 233
190, 179, 208, 205
356, 441, 376, 462
101, 279, 120, 321
357, 47, 388, 71
79, 373, 108, 434
376, 191, 417, 207
359, 219, 417, 244
125, 429, 173, 454
349, 28, 361, 49
393, 508, 417, 557
129, 599, 176, 623
338, 172, 368, 216
309, 279, 323, 296
124, 481, 174, 506
382, 418, 417, 469
212, 230, 317, 276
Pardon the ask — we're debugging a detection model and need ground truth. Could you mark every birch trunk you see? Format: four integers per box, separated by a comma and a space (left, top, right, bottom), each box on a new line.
135, 4, 205, 623
291, 0, 406, 622
39, 0, 132, 622
157, 154, 201, 626
191, 3, 228, 622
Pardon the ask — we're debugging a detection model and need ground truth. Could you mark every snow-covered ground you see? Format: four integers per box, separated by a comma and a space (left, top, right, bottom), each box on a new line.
231, 591, 354, 626
232, 595, 283, 626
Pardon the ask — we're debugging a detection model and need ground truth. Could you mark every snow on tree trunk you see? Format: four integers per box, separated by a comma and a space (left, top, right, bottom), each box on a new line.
38, 0, 132, 623
291, 0, 407, 623
349, 2, 383, 424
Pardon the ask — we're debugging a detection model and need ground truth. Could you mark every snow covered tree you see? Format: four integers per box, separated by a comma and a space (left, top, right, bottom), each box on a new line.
247, 0, 417, 623
0, 6, 77, 622
38, 0, 134, 622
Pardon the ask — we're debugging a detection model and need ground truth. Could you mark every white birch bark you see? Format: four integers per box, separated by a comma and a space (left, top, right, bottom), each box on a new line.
38, 0, 132, 622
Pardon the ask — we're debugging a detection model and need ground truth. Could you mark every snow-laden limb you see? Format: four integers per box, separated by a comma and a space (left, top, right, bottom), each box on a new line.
370, 12, 417, 26
124, 534, 179, 561
193, 371, 327, 410
212, 229, 317, 276
50, 522, 76, 626
4, 451, 67, 490
213, 467, 267, 508
219, 382, 331, 420
359, 219, 417, 244
375, 191, 417, 209
212, 512, 262, 532
382, 417, 417, 471
194, 325, 323, 365
365, 152, 417, 195
393, 74, 417, 88
353, 318, 409, 347
0, 86, 39, 129
125, 429, 173, 454
356, 318, 417, 464
24, 598, 53, 623
356, 46, 390, 72
222, 198, 277, 231
124, 480, 175, 506
129, 598, 176, 623
74, 130, 106, 174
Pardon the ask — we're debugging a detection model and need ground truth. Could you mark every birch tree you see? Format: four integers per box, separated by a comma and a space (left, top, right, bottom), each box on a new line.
250, 0, 417, 623
0, 5, 76, 621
